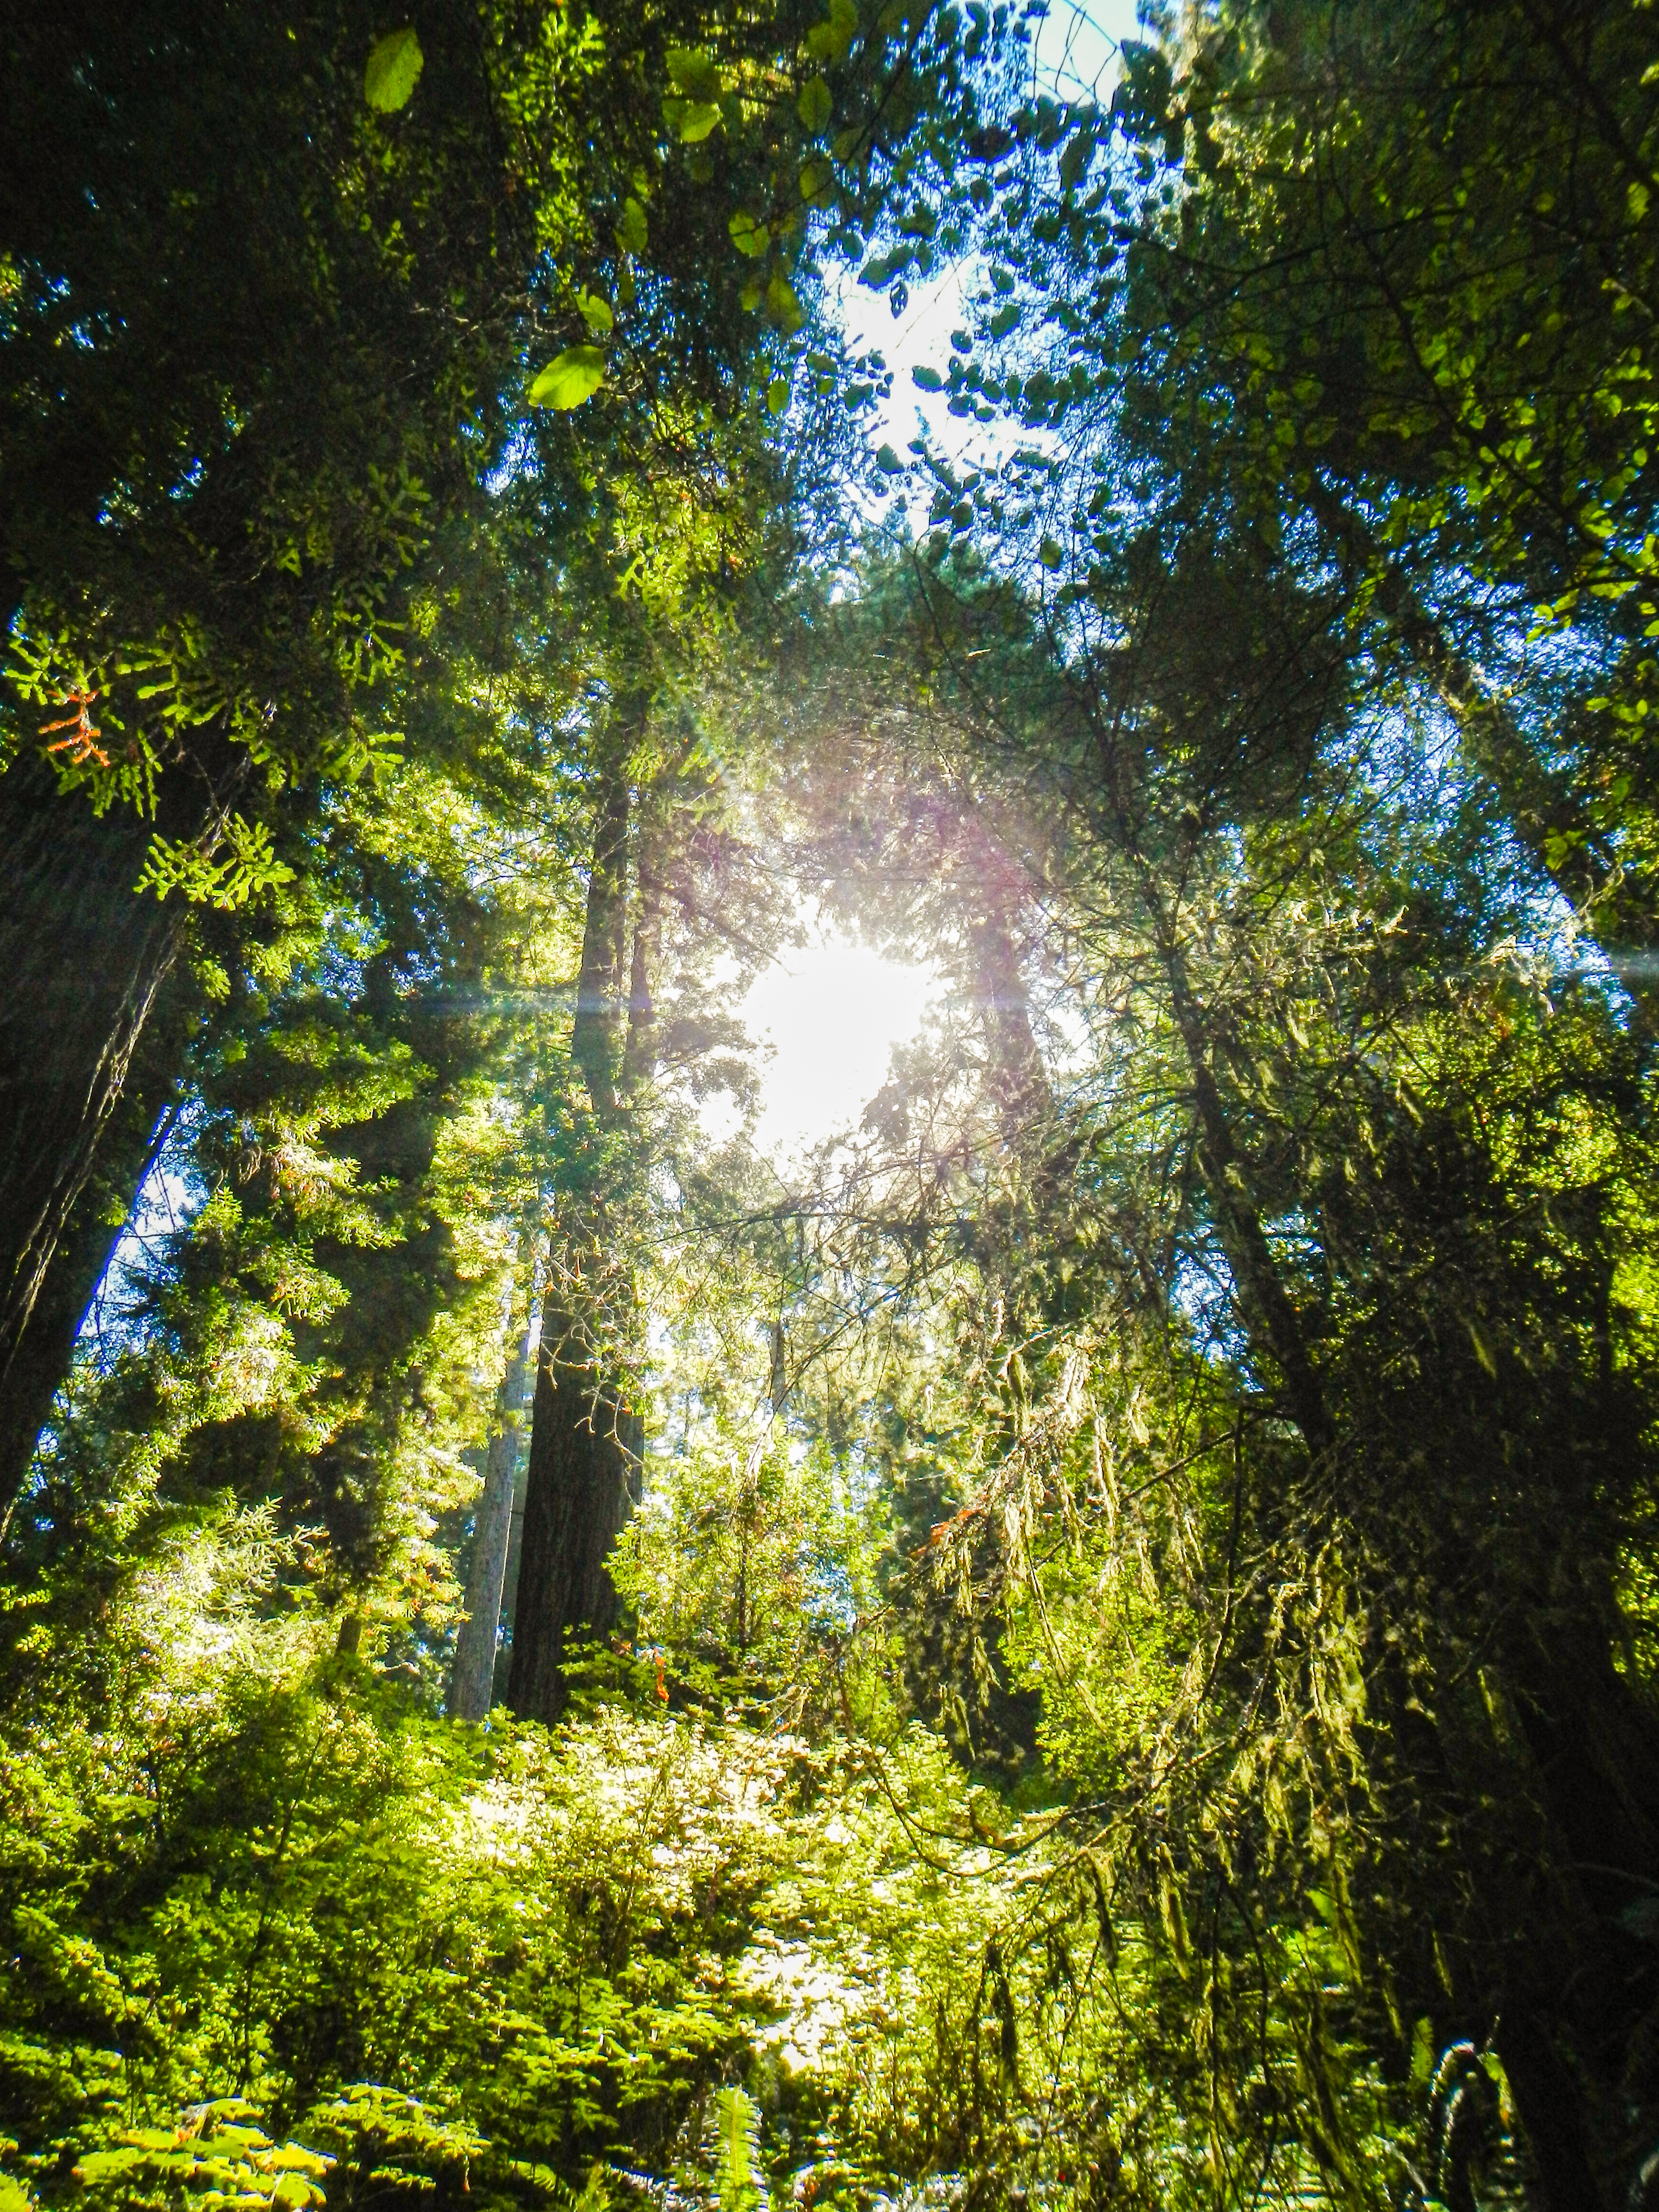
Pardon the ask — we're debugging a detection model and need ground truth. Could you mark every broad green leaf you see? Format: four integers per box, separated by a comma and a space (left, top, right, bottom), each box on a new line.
876, 443, 904, 473
729, 212, 771, 258
798, 77, 834, 132
364, 26, 423, 113
666, 46, 721, 100
1058, 122, 1095, 193
1038, 537, 1065, 570
766, 272, 804, 333
800, 158, 835, 204
615, 198, 648, 256
990, 302, 1020, 338
528, 348, 606, 409
766, 377, 791, 414
577, 292, 613, 334
806, 0, 858, 62
680, 102, 723, 143
912, 365, 943, 392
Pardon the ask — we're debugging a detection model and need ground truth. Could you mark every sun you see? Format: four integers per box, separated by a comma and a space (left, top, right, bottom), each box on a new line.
737, 924, 938, 1160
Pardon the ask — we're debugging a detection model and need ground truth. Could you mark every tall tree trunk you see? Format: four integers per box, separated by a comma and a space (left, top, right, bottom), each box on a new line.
0, 761, 184, 1392
0, 1082, 182, 1534
569, 763, 632, 1121
505, 1287, 643, 1723
508, 704, 653, 1726
446, 1261, 537, 1722
0, 747, 239, 1403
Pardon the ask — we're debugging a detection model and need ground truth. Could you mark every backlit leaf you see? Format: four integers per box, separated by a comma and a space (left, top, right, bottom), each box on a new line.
666, 46, 721, 100
766, 272, 804, 332
798, 77, 834, 132
364, 26, 423, 113
680, 102, 723, 143
528, 348, 606, 409
729, 212, 771, 257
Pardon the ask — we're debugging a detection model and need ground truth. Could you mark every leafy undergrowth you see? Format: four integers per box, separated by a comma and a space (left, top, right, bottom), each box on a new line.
0, 1615, 1423, 2212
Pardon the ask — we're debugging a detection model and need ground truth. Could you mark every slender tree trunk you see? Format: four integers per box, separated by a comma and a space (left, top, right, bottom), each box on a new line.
1308, 481, 1659, 1027
1143, 878, 1337, 1455
971, 900, 1048, 1142
570, 764, 631, 1121
446, 1261, 537, 1721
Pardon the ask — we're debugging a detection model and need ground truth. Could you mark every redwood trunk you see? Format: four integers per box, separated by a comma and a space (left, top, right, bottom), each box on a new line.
0, 747, 237, 1412
506, 712, 653, 1726
0, 761, 185, 1395
505, 1298, 642, 1724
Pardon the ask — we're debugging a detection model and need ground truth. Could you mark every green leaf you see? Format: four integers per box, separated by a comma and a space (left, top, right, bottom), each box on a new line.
666, 46, 721, 100
680, 102, 723, 143
1058, 122, 1095, 194
876, 444, 904, 473
990, 302, 1020, 339
798, 77, 834, 132
800, 159, 835, 204
806, 0, 858, 62
576, 292, 613, 334
912, 365, 943, 392
528, 348, 606, 409
272, 2177, 325, 2209
1038, 537, 1065, 570
615, 198, 648, 256
729, 212, 771, 257
364, 27, 423, 113
766, 377, 791, 415
766, 273, 804, 333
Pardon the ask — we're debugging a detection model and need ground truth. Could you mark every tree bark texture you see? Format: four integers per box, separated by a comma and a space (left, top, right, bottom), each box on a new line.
504, 1295, 642, 1724
0, 749, 237, 1408
0, 762, 184, 1394
569, 766, 631, 1121
0, 1077, 181, 1530
508, 708, 655, 1726
446, 1274, 537, 1722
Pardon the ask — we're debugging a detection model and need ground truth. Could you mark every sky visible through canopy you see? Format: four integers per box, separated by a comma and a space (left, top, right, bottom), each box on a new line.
737, 0, 1140, 1162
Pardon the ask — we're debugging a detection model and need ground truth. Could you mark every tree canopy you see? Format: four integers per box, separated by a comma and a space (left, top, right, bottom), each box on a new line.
4, 3, 1659, 2210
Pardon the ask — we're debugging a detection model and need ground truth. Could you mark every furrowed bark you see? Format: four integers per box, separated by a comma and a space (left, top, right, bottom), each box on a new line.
505, 1294, 642, 1724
